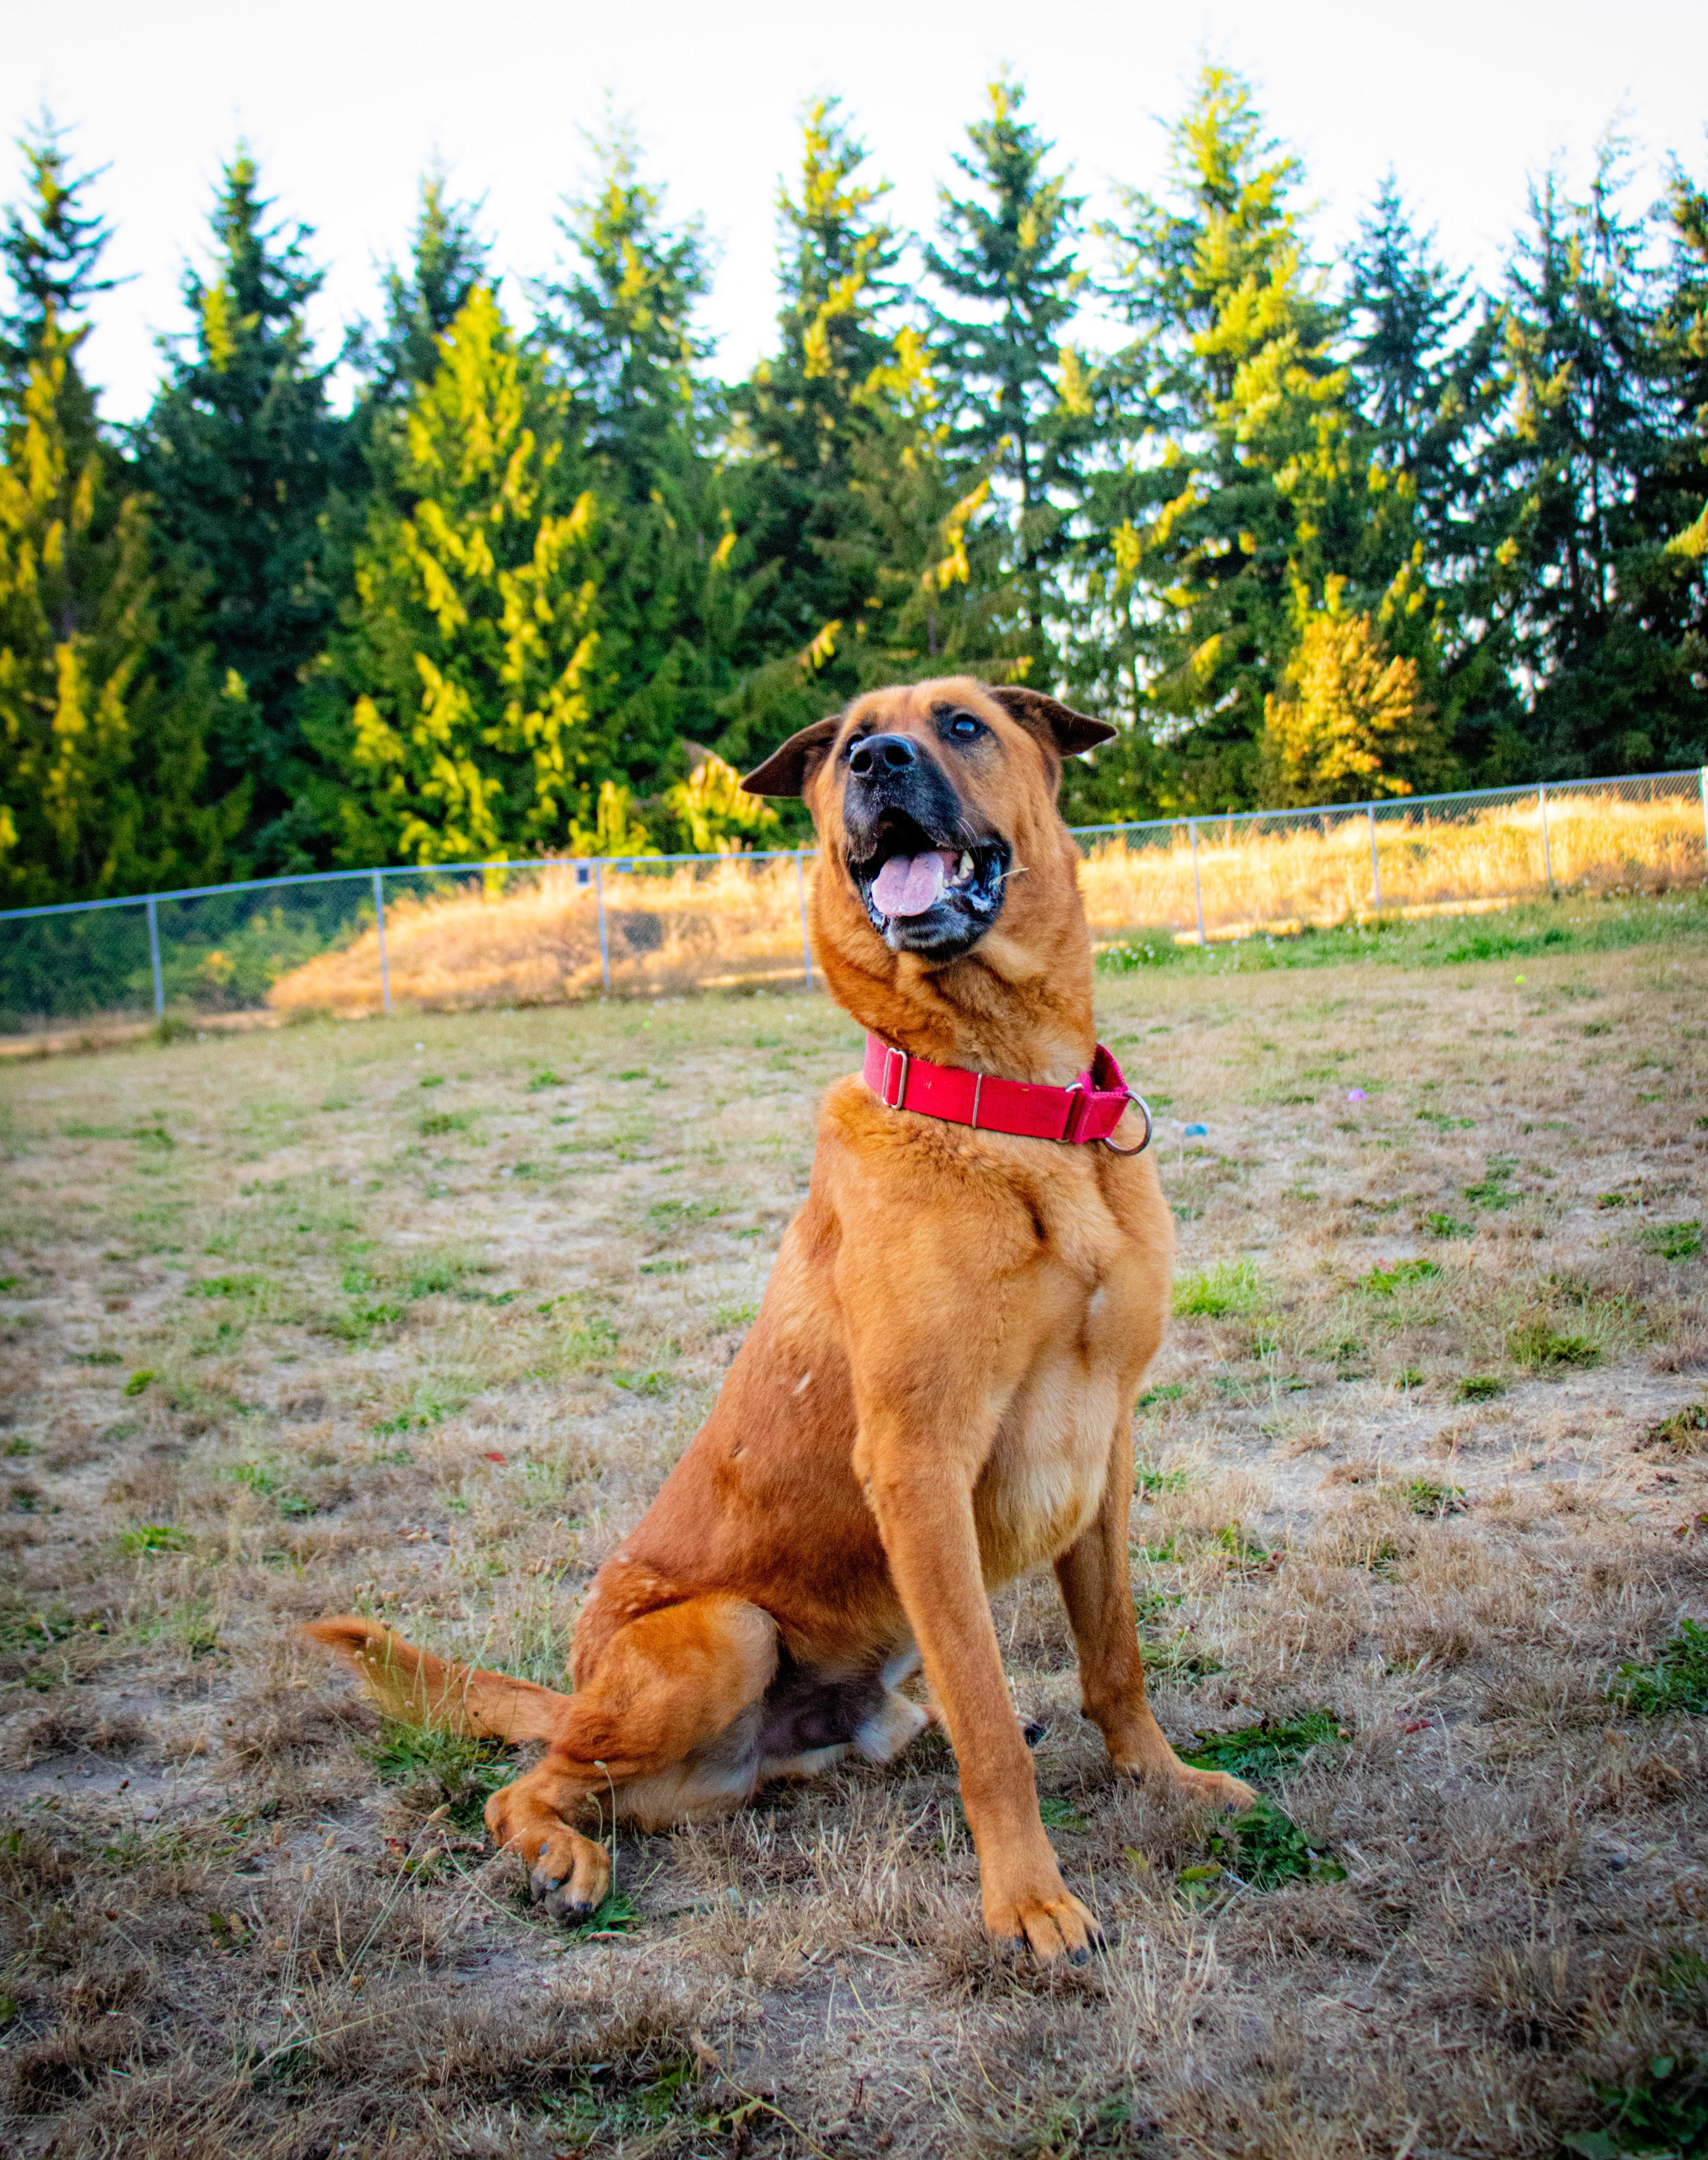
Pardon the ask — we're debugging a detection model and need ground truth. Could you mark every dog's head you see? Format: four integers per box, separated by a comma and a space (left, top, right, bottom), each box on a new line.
742, 677, 1113, 970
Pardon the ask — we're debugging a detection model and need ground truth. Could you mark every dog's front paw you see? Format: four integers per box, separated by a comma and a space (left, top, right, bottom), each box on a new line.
986, 1881, 1106, 1966
1124, 1761, 1255, 1813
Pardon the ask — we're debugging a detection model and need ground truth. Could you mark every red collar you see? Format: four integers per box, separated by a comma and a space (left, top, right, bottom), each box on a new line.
862, 1035, 1151, 1152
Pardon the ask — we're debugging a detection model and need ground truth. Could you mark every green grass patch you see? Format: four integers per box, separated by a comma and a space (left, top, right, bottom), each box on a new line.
1038, 1794, 1090, 1832
526, 1069, 567, 1091
1138, 1382, 1188, 1411
1173, 1258, 1266, 1317
1608, 1619, 1708, 1717
1135, 1464, 1189, 1495
1465, 1156, 1519, 1209
1648, 1400, 1708, 1451
1641, 1220, 1703, 1262
1456, 1374, 1504, 1401
1361, 1258, 1441, 1296
119, 1523, 191, 1554
1403, 1476, 1466, 1515
1180, 1709, 1344, 1784
186, 1273, 270, 1299
364, 1718, 512, 1830
123, 1368, 157, 1396
418, 1109, 474, 1137
1509, 1318, 1602, 1370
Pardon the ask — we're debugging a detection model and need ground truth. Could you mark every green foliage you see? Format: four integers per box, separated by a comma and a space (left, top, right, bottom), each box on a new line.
1456, 1375, 1504, 1401
119, 1523, 189, 1553
1180, 1709, 1344, 1782
1608, 1619, 1708, 1717
1508, 1318, 1602, 1370
1641, 1220, 1703, 1261
1173, 1258, 1266, 1316
1361, 1258, 1440, 1295
1204, 1796, 1347, 1890
137, 151, 350, 870
364, 1717, 511, 1830
3, 81, 1707, 897
1564, 2054, 1708, 2160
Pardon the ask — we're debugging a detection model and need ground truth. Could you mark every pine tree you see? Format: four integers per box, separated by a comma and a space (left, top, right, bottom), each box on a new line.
535, 128, 744, 797
1475, 144, 1701, 775
137, 151, 351, 865
734, 98, 902, 668
366, 166, 491, 406
1080, 66, 1464, 814
308, 287, 603, 865
0, 115, 120, 436
0, 131, 236, 905
926, 75, 1093, 654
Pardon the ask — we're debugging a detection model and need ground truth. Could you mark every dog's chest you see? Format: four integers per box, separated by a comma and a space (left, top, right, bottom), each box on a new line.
972, 1249, 1143, 1587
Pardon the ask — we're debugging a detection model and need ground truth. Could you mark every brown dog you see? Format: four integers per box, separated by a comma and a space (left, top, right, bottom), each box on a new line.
305, 675, 1252, 1964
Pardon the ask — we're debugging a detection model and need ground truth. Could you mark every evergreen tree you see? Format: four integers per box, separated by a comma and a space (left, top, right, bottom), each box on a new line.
535, 128, 746, 796
1086, 66, 1350, 806
366, 166, 491, 406
734, 98, 902, 667
1475, 143, 1703, 775
308, 287, 603, 865
0, 133, 237, 905
137, 151, 350, 865
926, 75, 1093, 652
0, 115, 120, 434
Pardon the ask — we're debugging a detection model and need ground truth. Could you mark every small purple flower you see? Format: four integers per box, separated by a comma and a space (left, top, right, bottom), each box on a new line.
1346, 1088, 1367, 1103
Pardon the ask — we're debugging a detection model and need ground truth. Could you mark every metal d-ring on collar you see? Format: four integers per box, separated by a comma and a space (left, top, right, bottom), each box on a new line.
1098, 1091, 1153, 1156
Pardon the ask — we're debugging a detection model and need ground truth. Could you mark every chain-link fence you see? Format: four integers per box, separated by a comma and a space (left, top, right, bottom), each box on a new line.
2, 769, 1704, 1039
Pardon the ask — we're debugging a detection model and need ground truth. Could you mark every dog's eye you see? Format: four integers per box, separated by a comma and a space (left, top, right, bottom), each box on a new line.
948, 716, 982, 741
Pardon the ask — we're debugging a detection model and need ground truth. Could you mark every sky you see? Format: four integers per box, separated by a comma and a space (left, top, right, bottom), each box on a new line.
7, 0, 1708, 422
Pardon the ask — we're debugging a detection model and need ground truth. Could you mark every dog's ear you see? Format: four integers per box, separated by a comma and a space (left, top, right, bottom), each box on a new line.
741, 715, 842, 798
986, 687, 1116, 758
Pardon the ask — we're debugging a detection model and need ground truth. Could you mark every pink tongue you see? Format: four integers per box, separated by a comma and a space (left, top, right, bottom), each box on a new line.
871, 851, 950, 918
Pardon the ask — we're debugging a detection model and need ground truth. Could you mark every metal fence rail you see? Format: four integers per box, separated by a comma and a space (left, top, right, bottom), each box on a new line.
2, 767, 1704, 1037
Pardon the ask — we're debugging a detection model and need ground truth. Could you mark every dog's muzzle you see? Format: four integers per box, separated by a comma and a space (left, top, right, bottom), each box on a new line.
841, 735, 1010, 961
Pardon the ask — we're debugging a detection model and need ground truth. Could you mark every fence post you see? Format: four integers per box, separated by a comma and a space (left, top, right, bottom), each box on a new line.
1188, 819, 1207, 948
795, 848, 813, 992
1367, 803, 1381, 913
594, 861, 610, 993
1538, 783, 1554, 894
371, 869, 392, 1015
145, 895, 164, 1017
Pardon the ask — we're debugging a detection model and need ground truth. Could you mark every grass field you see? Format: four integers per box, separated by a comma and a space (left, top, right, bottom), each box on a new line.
2, 897, 1707, 2159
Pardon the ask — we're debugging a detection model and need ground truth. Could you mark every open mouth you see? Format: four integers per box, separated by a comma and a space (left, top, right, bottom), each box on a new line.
848, 814, 1010, 957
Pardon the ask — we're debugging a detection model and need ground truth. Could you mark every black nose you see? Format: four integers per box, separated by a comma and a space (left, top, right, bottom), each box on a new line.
848, 733, 917, 779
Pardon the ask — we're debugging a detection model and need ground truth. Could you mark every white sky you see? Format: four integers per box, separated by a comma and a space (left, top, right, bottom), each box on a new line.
8, 0, 1708, 423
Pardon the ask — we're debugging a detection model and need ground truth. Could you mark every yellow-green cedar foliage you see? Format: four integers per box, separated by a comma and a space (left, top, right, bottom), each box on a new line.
0, 314, 234, 904
314, 288, 602, 865
1258, 596, 1449, 805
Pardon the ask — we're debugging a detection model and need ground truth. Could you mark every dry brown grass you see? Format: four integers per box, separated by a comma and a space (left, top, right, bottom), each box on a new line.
264, 788, 1708, 1019
2, 914, 1707, 2157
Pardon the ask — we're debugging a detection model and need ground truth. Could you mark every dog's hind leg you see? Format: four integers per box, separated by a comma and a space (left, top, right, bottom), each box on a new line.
484, 1594, 778, 1920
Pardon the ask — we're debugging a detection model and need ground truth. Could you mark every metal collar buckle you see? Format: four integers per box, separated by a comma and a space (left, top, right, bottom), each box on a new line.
1060, 1081, 1086, 1143
880, 1045, 910, 1110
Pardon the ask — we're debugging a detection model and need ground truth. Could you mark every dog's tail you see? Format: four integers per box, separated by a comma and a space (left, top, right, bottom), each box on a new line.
301, 1616, 570, 1745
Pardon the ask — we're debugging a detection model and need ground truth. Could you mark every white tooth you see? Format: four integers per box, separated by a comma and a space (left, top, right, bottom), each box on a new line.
958, 852, 974, 883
